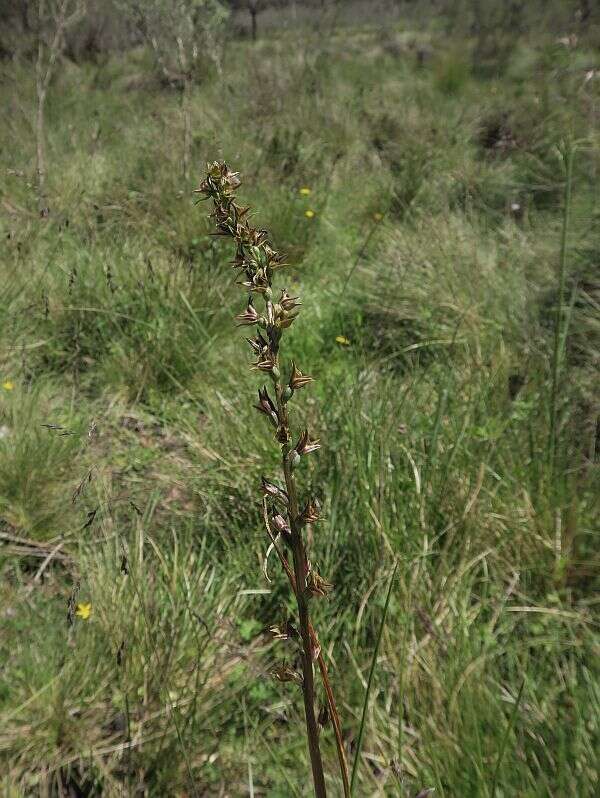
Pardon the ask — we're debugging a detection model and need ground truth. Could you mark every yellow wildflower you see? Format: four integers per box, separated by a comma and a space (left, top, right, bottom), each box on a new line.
75, 602, 92, 620
374, 212, 383, 221
2, 380, 14, 391
305, 210, 315, 219
335, 336, 350, 345
299, 187, 311, 196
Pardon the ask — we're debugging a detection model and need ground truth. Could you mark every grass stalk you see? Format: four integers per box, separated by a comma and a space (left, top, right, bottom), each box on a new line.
548, 141, 575, 478
279, 390, 327, 797
350, 562, 397, 796
489, 678, 526, 798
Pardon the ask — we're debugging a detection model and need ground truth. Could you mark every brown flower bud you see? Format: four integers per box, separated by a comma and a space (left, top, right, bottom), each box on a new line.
235, 298, 259, 327
254, 387, 279, 427
252, 356, 277, 373
318, 704, 329, 729
270, 663, 303, 685
223, 170, 241, 191
246, 333, 269, 356
237, 267, 270, 294
279, 288, 301, 312
248, 228, 269, 247
277, 310, 299, 329
270, 513, 291, 537
299, 499, 320, 525
289, 361, 314, 391
198, 162, 241, 197
294, 429, 321, 457
306, 567, 333, 598
276, 424, 291, 445
269, 620, 299, 641
261, 477, 289, 507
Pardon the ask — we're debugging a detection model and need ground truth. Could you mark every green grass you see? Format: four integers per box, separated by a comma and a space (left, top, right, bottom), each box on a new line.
1, 18, 599, 797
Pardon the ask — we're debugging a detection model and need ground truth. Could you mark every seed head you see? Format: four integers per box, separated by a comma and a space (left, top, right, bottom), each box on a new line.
248, 228, 269, 248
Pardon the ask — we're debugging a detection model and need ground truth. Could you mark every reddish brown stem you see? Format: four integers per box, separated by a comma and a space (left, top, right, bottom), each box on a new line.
276, 381, 327, 798
263, 489, 350, 797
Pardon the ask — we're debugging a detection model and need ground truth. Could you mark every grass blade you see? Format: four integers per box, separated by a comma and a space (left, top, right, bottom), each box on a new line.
350, 562, 398, 796
489, 678, 526, 797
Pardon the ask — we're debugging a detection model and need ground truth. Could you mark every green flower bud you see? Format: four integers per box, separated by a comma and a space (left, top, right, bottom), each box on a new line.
289, 450, 301, 470
282, 386, 293, 402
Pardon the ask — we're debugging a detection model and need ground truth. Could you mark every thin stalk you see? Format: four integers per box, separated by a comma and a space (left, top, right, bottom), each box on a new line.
35, 0, 48, 216
182, 75, 192, 182
315, 652, 350, 798
396, 578, 412, 778
489, 678, 526, 798
350, 562, 397, 796
548, 142, 574, 478
175, 36, 192, 182
262, 500, 350, 797
276, 381, 327, 798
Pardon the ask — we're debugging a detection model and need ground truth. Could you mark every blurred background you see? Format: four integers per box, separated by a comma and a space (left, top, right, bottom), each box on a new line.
0, 1, 599, 796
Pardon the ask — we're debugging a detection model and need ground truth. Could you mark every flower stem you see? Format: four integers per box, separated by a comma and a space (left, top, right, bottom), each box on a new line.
277, 380, 328, 798
262, 500, 351, 798
197, 162, 348, 796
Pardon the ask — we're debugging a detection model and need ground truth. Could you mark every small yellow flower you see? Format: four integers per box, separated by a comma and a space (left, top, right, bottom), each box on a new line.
75, 602, 92, 620
305, 210, 315, 219
2, 380, 14, 391
373, 212, 383, 221
299, 187, 311, 196
335, 336, 350, 345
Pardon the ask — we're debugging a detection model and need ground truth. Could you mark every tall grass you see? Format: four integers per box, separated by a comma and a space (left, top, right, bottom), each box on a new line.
548, 140, 575, 478
0, 17, 599, 796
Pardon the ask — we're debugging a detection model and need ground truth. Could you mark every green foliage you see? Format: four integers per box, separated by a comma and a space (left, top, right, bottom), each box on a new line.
115, 0, 229, 82
0, 13, 599, 797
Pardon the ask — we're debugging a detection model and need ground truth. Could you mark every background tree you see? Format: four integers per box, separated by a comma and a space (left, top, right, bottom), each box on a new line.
248, 0, 261, 41
0, 1, 30, 58
35, 0, 86, 216
118, 0, 228, 181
